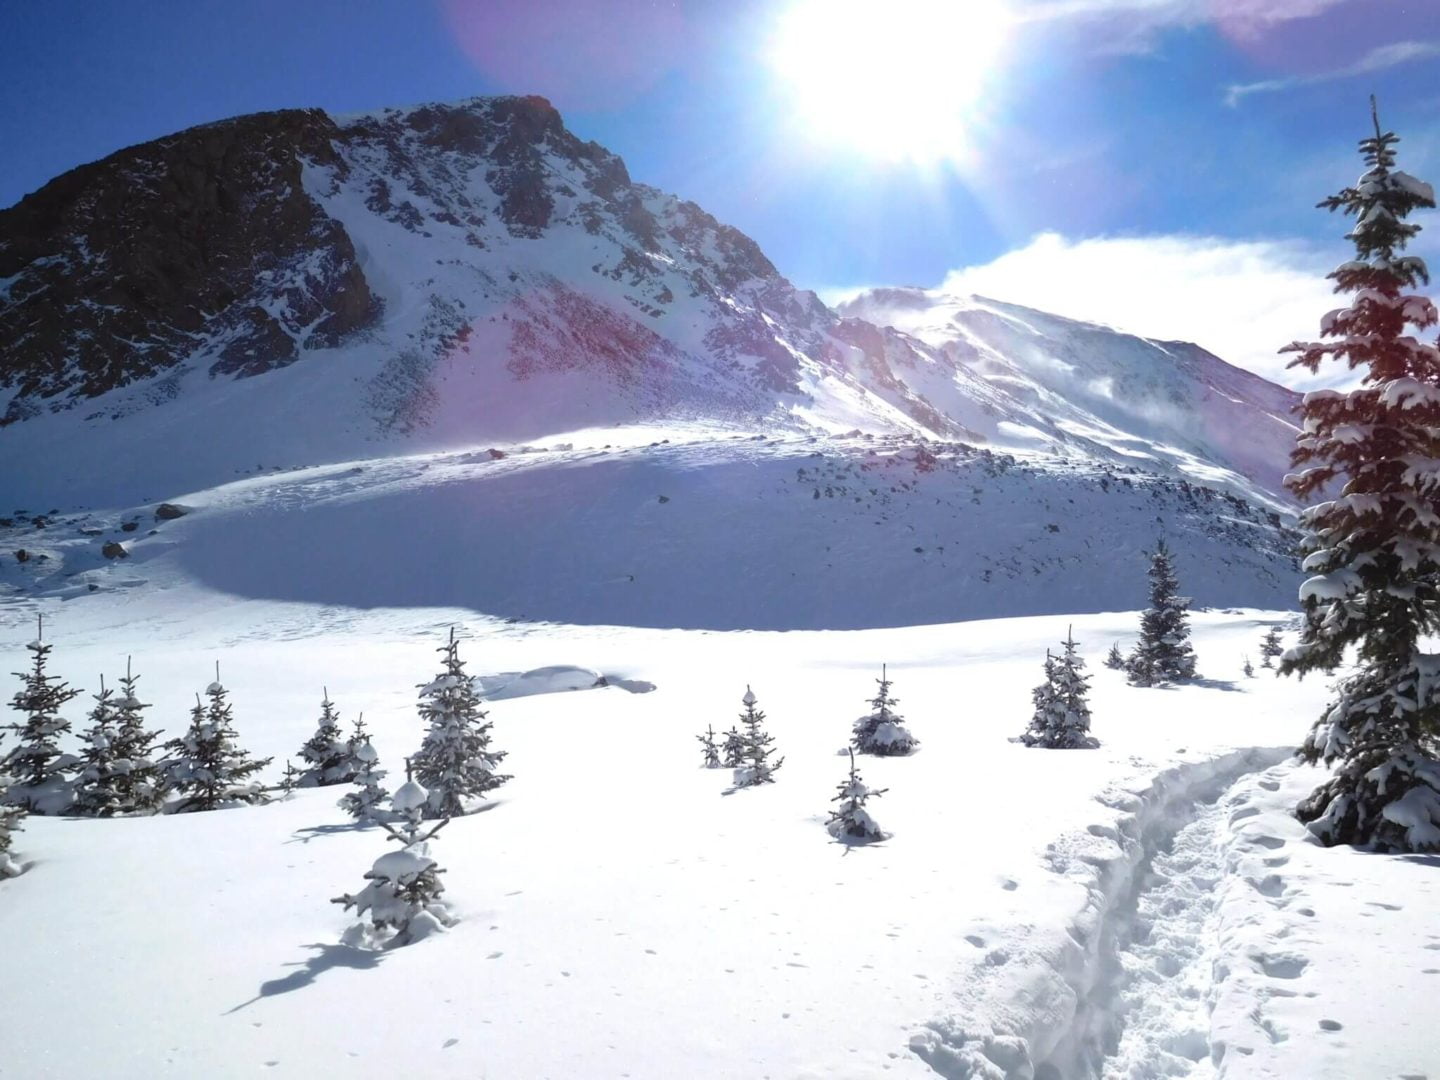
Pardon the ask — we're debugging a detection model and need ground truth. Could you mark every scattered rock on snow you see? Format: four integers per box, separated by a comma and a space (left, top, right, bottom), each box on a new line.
154, 502, 189, 520
102, 541, 128, 559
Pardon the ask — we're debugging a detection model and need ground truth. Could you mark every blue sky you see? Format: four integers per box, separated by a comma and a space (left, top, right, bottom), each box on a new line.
4, 0, 1439, 383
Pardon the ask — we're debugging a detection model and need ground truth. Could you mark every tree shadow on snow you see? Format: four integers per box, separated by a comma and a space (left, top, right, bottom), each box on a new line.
286, 821, 377, 845
1187, 676, 1244, 693
226, 943, 383, 1013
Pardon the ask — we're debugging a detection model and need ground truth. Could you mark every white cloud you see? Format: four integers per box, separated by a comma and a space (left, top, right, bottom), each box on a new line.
1017, 0, 1346, 47
934, 232, 1360, 388
1225, 40, 1440, 106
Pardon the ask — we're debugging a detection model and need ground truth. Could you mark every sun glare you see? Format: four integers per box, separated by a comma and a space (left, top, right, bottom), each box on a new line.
768, 0, 1011, 165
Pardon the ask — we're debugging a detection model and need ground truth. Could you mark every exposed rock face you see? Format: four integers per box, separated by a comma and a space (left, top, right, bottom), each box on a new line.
0, 109, 378, 422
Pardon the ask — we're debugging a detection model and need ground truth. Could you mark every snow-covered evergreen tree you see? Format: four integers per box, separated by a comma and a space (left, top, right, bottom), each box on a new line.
1279, 100, 1440, 851
163, 673, 273, 813
338, 721, 390, 822
1020, 629, 1099, 749
3, 617, 80, 813
697, 724, 722, 768
1243, 655, 1256, 679
333, 767, 455, 948
733, 685, 783, 787
721, 726, 745, 768
411, 628, 509, 818
108, 658, 166, 815
1259, 627, 1284, 668
1125, 541, 1198, 686
851, 664, 918, 755
70, 677, 129, 816
826, 748, 888, 843
296, 689, 357, 787
1104, 642, 1125, 670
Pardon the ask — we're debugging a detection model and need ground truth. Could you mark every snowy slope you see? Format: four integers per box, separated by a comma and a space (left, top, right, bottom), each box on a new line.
0, 430, 1297, 628
3, 96, 1298, 516
4, 582, 1432, 1079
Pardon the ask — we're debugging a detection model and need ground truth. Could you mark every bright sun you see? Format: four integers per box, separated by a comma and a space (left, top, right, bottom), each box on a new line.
768, 0, 1011, 164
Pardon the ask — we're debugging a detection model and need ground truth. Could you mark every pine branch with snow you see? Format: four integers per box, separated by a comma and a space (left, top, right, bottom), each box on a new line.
1020, 629, 1099, 749
1280, 99, 1440, 852
826, 748, 888, 843
0, 753, 24, 878
851, 664, 919, 756
411, 628, 510, 818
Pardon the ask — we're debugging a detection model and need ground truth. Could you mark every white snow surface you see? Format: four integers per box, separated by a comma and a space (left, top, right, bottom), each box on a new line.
1, 566, 1433, 1078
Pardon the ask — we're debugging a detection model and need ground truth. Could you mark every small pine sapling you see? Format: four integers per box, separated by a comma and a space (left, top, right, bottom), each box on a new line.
109, 657, 167, 814
1243, 655, 1256, 678
734, 685, 783, 787
1104, 642, 1125, 670
411, 628, 510, 818
3, 615, 81, 813
296, 689, 357, 787
1020, 628, 1099, 749
277, 761, 302, 798
851, 664, 918, 755
1259, 627, 1284, 669
163, 667, 274, 813
333, 762, 456, 948
338, 719, 390, 822
697, 724, 722, 768
721, 726, 745, 768
70, 676, 128, 816
826, 748, 888, 843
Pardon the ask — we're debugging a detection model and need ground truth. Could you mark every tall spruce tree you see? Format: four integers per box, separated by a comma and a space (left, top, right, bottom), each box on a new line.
1259, 627, 1284, 669
334, 765, 455, 948
411, 628, 510, 818
296, 689, 356, 787
70, 676, 128, 816
851, 665, 919, 755
163, 671, 273, 813
1126, 541, 1198, 686
1020, 629, 1099, 749
3, 616, 80, 812
826, 748, 888, 842
1280, 99, 1440, 851
108, 657, 167, 814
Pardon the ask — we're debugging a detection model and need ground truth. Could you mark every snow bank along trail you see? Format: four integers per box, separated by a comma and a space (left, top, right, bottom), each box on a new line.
911, 746, 1293, 1079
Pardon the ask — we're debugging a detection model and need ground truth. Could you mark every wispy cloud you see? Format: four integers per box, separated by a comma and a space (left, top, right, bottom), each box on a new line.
1225, 40, 1440, 106
932, 232, 1356, 389
1017, 0, 1346, 48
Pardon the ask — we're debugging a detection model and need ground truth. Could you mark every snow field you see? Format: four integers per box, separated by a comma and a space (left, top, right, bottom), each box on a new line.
0, 595, 1345, 1079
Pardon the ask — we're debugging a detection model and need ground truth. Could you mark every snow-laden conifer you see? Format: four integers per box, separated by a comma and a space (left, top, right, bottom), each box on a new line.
339, 716, 390, 822
108, 658, 166, 814
0, 754, 24, 878
733, 685, 783, 787
721, 726, 745, 768
163, 670, 273, 813
333, 766, 455, 948
1020, 629, 1099, 749
1104, 642, 1125, 670
70, 677, 129, 816
1126, 541, 1198, 686
296, 689, 356, 787
3, 616, 80, 813
826, 748, 888, 843
1280, 99, 1440, 851
851, 665, 918, 756
697, 724, 722, 768
411, 628, 509, 818
1259, 627, 1284, 669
